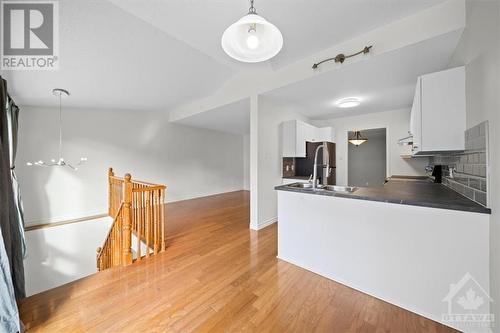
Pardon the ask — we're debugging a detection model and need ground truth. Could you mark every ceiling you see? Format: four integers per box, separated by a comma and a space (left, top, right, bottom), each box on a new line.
109, 0, 447, 70
177, 29, 461, 135
263, 30, 462, 120
3, 0, 234, 110
4, 0, 448, 111
176, 98, 250, 135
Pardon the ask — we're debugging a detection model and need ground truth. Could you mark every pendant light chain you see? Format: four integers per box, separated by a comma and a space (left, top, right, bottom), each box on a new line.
58, 91, 63, 161
248, 0, 257, 14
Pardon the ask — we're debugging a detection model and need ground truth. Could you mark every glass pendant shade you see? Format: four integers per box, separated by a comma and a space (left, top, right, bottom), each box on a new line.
222, 13, 283, 63
348, 131, 368, 146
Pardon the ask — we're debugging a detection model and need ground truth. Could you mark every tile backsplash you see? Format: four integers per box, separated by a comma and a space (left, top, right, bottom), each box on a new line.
431, 121, 489, 207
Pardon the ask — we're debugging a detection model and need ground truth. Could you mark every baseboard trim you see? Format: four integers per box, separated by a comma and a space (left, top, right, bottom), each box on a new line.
166, 188, 248, 204
252, 217, 277, 231
25, 213, 109, 232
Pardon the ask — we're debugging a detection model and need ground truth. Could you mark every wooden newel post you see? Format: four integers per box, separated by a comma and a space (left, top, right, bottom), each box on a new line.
122, 173, 133, 265
108, 167, 114, 216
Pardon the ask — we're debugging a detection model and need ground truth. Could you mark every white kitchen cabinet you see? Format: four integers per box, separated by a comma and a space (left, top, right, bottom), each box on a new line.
410, 77, 422, 152
282, 120, 333, 157
314, 127, 333, 142
410, 66, 466, 155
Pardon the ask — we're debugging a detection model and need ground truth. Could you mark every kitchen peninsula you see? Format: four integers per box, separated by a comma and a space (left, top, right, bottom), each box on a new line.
275, 178, 490, 328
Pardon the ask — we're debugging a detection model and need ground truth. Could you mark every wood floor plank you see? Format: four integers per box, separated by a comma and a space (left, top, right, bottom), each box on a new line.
19, 190, 457, 332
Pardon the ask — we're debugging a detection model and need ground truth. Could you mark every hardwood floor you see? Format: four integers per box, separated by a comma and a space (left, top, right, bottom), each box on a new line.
19, 191, 457, 332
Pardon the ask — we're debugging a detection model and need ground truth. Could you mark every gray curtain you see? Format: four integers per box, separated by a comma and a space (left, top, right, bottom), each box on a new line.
0, 228, 20, 333
7, 96, 27, 261
0, 76, 25, 332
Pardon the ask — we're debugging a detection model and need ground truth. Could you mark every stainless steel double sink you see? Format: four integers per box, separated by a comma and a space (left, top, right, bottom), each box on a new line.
286, 183, 358, 193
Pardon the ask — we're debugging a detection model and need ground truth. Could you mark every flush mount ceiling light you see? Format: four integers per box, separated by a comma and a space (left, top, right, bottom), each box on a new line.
348, 131, 368, 146
221, 0, 283, 63
26, 88, 87, 171
337, 97, 361, 108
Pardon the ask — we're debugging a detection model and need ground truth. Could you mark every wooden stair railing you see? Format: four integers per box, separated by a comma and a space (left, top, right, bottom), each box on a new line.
97, 168, 167, 271
96, 203, 124, 271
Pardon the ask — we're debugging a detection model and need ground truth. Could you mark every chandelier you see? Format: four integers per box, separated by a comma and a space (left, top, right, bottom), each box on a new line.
348, 131, 368, 146
26, 88, 87, 170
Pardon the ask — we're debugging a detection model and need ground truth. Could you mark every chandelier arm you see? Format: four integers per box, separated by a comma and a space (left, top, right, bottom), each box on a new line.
66, 163, 77, 170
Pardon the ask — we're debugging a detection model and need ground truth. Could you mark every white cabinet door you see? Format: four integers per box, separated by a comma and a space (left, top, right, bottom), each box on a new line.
410, 77, 422, 154
410, 67, 465, 155
282, 120, 297, 157
295, 121, 310, 157
282, 120, 334, 157
420, 66, 465, 152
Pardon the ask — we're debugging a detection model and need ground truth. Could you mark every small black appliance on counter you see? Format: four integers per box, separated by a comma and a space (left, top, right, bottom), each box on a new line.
430, 165, 443, 183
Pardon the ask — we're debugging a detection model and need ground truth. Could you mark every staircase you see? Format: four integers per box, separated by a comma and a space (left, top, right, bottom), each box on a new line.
96, 168, 167, 271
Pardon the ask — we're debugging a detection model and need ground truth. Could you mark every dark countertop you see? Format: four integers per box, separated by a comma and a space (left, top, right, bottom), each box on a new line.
275, 178, 491, 214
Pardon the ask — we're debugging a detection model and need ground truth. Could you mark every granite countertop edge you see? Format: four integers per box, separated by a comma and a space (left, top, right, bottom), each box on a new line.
275, 184, 492, 215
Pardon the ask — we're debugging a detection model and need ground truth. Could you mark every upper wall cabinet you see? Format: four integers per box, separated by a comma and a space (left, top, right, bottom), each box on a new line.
410, 66, 466, 155
282, 120, 333, 157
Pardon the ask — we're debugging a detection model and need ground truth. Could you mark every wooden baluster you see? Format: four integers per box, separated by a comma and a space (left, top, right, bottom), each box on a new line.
96, 247, 101, 271
161, 188, 166, 251
154, 190, 158, 254
137, 190, 142, 261
122, 174, 133, 266
111, 222, 115, 267
145, 191, 150, 257
108, 168, 113, 216
150, 190, 154, 253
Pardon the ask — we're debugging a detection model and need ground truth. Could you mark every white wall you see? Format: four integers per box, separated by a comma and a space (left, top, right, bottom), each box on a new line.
243, 134, 250, 191
24, 217, 112, 296
312, 109, 429, 186
251, 97, 309, 229
448, 1, 500, 329
348, 131, 387, 187
17, 106, 245, 226
277, 190, 490, 333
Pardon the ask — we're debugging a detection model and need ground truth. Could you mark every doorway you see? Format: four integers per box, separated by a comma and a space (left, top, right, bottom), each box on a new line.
347, 128, 387, 187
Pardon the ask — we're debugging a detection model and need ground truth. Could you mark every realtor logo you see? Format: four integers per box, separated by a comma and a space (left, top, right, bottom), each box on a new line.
442, 272, 494, 330
1, 0, 59, 70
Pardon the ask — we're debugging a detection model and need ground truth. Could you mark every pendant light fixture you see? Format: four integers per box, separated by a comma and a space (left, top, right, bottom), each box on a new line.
348, 131, 368, 146
221, 0, 283, 63
26, 88, 87, 170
